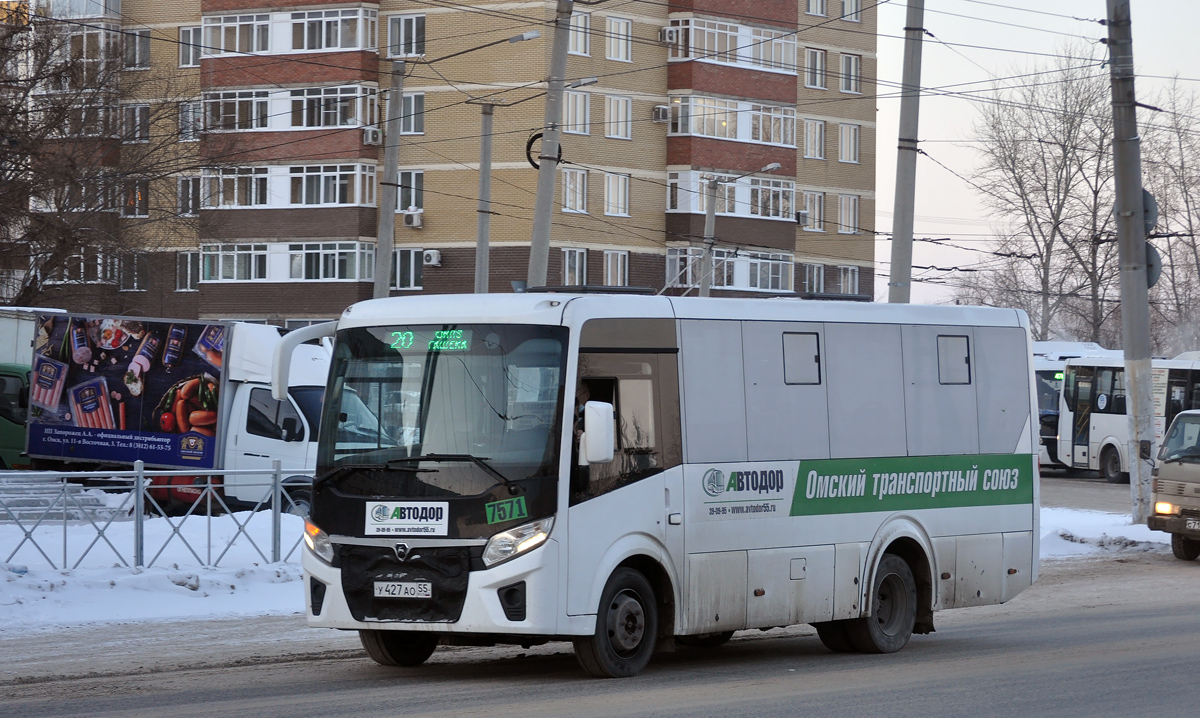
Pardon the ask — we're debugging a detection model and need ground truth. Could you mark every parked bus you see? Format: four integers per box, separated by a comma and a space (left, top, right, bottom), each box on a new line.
1031, 343, 1121, 468
279, 294, 1039, 678
1059, 356, 1200, 482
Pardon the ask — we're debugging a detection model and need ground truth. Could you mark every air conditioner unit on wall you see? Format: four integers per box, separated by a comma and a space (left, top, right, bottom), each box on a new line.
422, 249, 441, 267
363, 128, 382, 145
403, 210, 423, 229
652, 105, 670, 123
659, 26, 680, 45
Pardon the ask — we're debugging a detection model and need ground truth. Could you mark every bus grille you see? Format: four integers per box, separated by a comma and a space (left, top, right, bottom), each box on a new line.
338, 545, 471, 623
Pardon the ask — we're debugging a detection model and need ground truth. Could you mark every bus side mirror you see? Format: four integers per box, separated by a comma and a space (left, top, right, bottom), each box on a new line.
582, 401, 615, 464
282, 416, 300, 442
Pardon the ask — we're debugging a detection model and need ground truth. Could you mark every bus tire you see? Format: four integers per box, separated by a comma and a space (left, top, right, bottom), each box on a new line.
359, 630, 439, 667
847, 554, 917, 654
677, 631, 734, 648
573, 567, 658, 678
1100, 446, 1128, 484
813, 621, 856, 653
1171, 534, 1200, 561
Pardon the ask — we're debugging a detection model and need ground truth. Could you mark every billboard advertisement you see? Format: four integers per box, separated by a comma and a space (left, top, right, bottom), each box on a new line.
27, 315, 226, 469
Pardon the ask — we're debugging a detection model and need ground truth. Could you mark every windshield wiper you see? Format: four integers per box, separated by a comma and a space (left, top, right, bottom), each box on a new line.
314, 463, 385, 486
387, 454, 521, 495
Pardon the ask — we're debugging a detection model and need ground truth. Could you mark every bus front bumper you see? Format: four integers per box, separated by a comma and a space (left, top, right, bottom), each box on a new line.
303, 538, 562, 635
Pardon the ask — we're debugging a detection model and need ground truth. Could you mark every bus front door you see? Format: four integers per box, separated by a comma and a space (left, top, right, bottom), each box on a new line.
1072, 370, 1094, 468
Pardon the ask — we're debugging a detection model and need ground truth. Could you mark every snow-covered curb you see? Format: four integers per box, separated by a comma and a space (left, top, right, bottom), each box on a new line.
0, 507, 1172, 632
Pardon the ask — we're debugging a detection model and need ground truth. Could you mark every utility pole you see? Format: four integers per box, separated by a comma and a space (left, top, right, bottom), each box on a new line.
472, 101, 499, 293
887, 0, 925, 304
527, 0, 574, 288
373, 61, 405, 299
699, 177, 718, 297
1105, 0, 1155, 524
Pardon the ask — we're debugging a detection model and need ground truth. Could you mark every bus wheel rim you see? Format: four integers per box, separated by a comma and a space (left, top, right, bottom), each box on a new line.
607, 590, 645, 656
875, 573, 906, 637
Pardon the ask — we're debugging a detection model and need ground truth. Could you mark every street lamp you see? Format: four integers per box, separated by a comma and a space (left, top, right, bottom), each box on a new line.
698, 162, 781, 297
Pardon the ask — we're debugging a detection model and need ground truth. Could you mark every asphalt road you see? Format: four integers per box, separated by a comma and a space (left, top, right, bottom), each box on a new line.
3, 477, 1198, 718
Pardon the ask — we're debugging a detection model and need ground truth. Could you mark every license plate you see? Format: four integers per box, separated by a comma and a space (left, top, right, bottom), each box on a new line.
374, 581, 432, 599
1186, 518, 1200, 531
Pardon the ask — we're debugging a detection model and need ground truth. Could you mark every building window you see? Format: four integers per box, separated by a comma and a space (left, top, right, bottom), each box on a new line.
843, 0, 862, 22
562, 169, 587, 213
803, 263, 825, 293
288, 242, 374, 281
671, 19, 796, 73
176, 251, 200, 291
839, 123, 860, 163
122, 104, 149, 143
569, 12, 590, 56
688, 96, 738, 140
119, 253, 146, 292
121, 180, 149, 217
804, 119, 825, 159
289, 164, 376, 206
401, 92, 424, 134
292, 9, 377, 51
750, 104, 795, 146
605, 95, 631, 139
805, 48, 826, 89
48, 250, 118, 285
747, 251, 793, 291
667, 247, 793, 292
200, 244, 268, 282
124, 29, 150, 68
606, 17, 631, 62
666, 247, 699, 288
392, 248, 423, 289
178, 177, 201, 216
290, 86, 378, 128
667, 172, 680, 211
562, 248, 587, 285
807, 0, 827, 16
65, 105, 114, 138
838, 194, 859, 234
398, 170, 423, 211
802, 191, 825, 231
388, 14, 425, 57
604, 173, 629, 216
749, 27, 796, 71
179, 101, 201, 141
667, 171, 795, 221
604, 250, 628, 286
180, 26, 201, 67
750, 178, 794, 219
202, 15, 270, 55
840, 54, 862, 93
838, 265, 859, 295
203, 167, 269, 207
563, 91, 590, 134
205, 90, 268, 131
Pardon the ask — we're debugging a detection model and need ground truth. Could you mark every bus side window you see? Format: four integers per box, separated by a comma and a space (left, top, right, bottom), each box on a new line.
570, 353, 681, 506
937, 335, 971, 385
782, 332, 821, 385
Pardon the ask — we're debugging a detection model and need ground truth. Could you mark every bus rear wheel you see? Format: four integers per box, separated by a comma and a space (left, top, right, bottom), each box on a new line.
574, 568, 658, 678
1172, 534, 1200, 561
359, 630, 439, 667
1100, 446, 1128, 484
813, 621, 856, 653
846, 554, 917, 654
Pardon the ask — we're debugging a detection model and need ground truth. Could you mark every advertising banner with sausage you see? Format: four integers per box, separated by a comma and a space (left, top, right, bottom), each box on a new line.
26, 315, 226, 469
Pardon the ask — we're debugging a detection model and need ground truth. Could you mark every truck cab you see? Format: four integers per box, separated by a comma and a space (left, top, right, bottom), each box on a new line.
0, 363, 30, 470
1149, 409, 1200, 560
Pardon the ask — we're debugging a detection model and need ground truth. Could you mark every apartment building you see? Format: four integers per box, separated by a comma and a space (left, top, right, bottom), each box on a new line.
9, 0, 876, 323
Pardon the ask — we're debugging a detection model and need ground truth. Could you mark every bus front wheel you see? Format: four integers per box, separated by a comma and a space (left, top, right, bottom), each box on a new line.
814, 621, 856, 653
1172, 534, 1200, 561
574, 568, 658, 678
1100, 446, 1128, 484
846, 554, 917, 654
359, 630, 439, 667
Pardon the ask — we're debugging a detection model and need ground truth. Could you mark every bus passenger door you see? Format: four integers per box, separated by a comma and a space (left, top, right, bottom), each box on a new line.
1071, 369, 1093, 467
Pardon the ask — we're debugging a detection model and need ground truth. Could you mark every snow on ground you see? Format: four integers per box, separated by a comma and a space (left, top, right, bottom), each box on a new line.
0, 506, 1173, 632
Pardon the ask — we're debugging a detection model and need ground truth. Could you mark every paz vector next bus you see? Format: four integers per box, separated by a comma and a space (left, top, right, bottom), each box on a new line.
277, 293, 1039, 678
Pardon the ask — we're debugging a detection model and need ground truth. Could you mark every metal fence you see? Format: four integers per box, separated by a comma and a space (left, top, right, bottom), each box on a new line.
0, 461, 307, 571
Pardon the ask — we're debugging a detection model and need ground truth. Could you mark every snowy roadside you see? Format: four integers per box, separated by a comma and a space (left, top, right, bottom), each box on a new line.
0, 506, 1171, 634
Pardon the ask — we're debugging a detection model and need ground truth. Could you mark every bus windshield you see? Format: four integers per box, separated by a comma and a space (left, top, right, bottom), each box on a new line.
1035, 370, 1062, 414
317, 324, 567, 497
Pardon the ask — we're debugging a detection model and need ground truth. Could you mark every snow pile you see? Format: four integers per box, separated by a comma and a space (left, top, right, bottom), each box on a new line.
0, 507, 1175, 631
1040, 506, 1169, 559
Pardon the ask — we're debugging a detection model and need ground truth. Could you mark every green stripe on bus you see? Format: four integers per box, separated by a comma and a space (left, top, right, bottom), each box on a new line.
790, 454, 1035, 516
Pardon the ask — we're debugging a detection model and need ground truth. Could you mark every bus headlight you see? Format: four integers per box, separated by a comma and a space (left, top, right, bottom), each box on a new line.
1155, 502, 1180, 516
304, 518, 335, 564
482, 517, 554, 568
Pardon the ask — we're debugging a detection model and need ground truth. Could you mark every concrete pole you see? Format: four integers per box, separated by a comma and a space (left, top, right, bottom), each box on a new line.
1106, 0, 1155, 524
373, 61, 405, 299
527, 0, 574, 288
887, 0, 925, 304
474, 103, 495, 293
699, 176, 718, 297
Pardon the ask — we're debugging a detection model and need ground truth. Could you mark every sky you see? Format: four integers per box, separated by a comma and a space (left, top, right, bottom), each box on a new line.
873, 0, 1200, 304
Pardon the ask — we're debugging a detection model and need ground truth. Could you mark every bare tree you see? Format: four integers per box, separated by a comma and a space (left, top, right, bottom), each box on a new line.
1, 12, 207, 306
